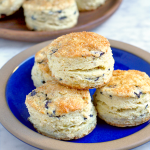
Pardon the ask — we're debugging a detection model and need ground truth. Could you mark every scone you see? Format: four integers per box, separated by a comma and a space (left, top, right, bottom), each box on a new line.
94, 70, 150, 127
0, 0, 24, 19
31, 47, 54, 87
75, 0, 106, 11
25, 80, 97, 140
46, 31, 114, 89
23, 0, 79, 31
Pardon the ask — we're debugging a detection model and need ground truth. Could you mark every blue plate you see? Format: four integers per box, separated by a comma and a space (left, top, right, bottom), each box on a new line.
5, 47, 150, 144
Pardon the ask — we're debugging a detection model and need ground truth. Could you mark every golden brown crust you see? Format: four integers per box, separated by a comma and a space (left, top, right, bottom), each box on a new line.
101, 70, 150, 97
38, 63, 52, 75
23, 0, 75, 10
25, 81, 90, 115
35, 47, 48, 63
46, 32, 110, 58
34, 47, 52, 76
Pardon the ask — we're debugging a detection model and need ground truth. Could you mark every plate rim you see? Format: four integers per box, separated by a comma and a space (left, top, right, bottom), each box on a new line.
0, 0, 122, 42
0, 39, 150, 150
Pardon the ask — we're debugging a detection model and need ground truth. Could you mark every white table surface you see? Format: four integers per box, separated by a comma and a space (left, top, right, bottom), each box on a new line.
0, 0, 150, 149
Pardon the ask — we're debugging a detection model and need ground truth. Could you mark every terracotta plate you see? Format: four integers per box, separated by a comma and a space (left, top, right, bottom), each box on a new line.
0, 39, 150, 150
0, 0, 122, 42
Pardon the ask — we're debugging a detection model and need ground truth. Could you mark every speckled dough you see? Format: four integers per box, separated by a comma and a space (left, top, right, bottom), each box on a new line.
23, 0, 79, 31
75, 0, 106, 11
46, 32, 114, 89
25, 81, 97, 140
94, 70, 150, 127
31, 47, 54, 87
0, 0, 24, 18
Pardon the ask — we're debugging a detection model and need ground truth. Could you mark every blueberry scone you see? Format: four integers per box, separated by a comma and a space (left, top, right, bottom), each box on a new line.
0, 0, 24, 19
31, 47, 54, 87
23, 0, 79, 31
75, 0, 106, 11
25, 80, 97, 140
46, 31, 114, 89
94, 70, 150, 127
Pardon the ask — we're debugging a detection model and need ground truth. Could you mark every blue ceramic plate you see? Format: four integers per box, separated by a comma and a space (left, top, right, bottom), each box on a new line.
0, 40, 150, 150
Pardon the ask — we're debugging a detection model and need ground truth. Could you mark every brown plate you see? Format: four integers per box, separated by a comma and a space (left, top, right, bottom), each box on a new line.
0, 0, 122, 42
0, 39, 150, 150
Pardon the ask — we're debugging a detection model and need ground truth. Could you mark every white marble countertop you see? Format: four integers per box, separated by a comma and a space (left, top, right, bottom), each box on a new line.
0, 0, 150, 149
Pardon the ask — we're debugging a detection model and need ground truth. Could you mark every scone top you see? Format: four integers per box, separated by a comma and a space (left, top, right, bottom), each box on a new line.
35, 47, 48, 63
25, 81, 90, 116
46, 32, 110, 58
100, 70, 150, 98
34, 47, 51, 75
23, 0, 76, 11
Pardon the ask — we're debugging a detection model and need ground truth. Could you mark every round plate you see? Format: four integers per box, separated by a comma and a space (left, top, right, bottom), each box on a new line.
0, 40, 150, 150
0, 0, 122, 42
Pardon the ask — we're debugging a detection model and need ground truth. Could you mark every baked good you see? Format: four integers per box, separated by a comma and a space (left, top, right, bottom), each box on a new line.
25, 80, 97, 140
94, 70, 150, 127
23, 0, 79, 31
46, 31, 114, 89
75, 0, 106, 11
31, 47, 54, 87
0, 0, 24, 19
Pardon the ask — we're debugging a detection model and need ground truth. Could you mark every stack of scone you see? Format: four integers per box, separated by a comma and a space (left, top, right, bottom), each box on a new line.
25, 31, 115, 140
25, 31, 150, 140
0, 0, 108, 31
22, 0, 107, 31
